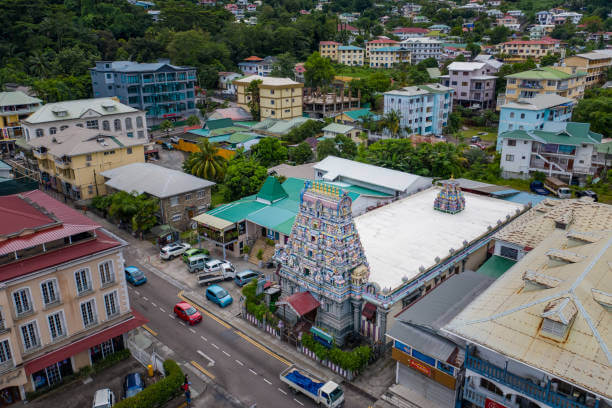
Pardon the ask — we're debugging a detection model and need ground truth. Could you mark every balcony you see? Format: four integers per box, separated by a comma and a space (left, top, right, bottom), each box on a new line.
465, 352, 592, 408
464, 382, 519, 408
54, 159, 71, 169
33, 149, 47, 159
557, 83, 569, 90
0, 360, 15, 374
519, 81, 543, 89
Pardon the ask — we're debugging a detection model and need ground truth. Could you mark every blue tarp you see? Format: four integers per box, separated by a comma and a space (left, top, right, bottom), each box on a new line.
285, 371, 324, 395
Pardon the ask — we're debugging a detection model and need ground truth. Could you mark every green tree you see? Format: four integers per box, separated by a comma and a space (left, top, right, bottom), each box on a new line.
270, 52, 297, 79
250, 137, 288, 167
334, 134, 357, 159
283, 120, 325, 144
383, 110, 402, 138
316, 139, 340, 160
490, 26, 510, 44
223, 158, 268, 201
289, 142, 313, 164
445, 112, 463, 134
108, 191, 139, 225
186, 115, 200, 126
572, 89, 612, 137
246, 79, 262, 121
183, 139, 228, 182
159, 120, 174, 137
304, 51, 335, 88
131, 194, 159, 237
466, 42, 481, 58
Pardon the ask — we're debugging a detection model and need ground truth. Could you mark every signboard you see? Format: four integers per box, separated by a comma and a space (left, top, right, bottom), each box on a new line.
485, 398, 508, 408
409, 359, 431, 377
163, 113, 177, 118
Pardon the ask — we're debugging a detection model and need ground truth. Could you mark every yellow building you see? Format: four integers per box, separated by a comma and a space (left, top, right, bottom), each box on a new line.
504, 66, 586, 103
319, 41, 340, 60
234, 75, 304, 120
365, 38, 400, 58
0, 91, 42, 153
29, 127, 146, 200
565, 50, 612, 89
319, 42, 364, 66
496, 38, 564, 62
369, 47, 410, 68
0, 190, 144, 399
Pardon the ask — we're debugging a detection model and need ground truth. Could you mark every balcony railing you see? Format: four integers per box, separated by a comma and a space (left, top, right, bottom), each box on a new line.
54, 159, 71, 169
465, 352, 593, 408
464, 382, 519, 408
198, 227, 239, 244
33, 150, 47, 159
519, 82, 544, 89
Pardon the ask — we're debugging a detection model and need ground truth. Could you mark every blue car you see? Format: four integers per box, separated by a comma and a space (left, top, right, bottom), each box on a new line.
125, 266, 147, 286
205, 285, 233, 307
123, 372, 144, 399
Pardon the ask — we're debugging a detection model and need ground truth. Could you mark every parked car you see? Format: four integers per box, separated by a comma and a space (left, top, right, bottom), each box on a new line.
161, 142, 174, 150
530, 180, 550, 196
470, 135, 482, 143
123, 373, 145, 399
93, 389, 116, 408
205, 285, 233, 307
124, 266, 147, 286
203, 259, 235, 274
234, 270, 261, 286
182, 248, 210, 263
186, 254, 209, 273
160, 242, 191, 260
575, 190, 598, 201
174, 301, 202, 325
469, 143, 485, 150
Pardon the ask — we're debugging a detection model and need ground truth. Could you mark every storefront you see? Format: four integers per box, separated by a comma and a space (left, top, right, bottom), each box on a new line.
31, 359, 74, 391
0, 368, 27, 405
90, 335, 125, 364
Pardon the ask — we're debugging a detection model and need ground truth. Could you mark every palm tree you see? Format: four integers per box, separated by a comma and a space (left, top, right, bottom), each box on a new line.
183, 139, 227, 182
383, 110, 401, 138
28, 51, 50, 78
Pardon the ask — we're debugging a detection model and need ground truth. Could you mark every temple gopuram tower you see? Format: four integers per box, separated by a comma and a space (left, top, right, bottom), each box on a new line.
434, 179, 466, 214
277, 180, 370, 346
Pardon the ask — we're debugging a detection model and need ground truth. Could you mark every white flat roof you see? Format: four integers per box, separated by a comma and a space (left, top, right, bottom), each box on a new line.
355, 187, 524, 290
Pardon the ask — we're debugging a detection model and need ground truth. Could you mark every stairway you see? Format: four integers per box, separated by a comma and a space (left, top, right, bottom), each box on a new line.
247, 237, 276, 265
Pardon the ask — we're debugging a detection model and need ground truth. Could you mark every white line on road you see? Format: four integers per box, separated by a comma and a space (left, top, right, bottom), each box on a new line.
197, 350, 215, 367
189, 328, 196, 334
249, 369, 257, 375
222, 350, 230, 357
263, 378, 272, 385
200, 335, 208, 342
235, 360, 244, 366
211, 343, 219, 349
169, 314, 176, 319
159, 307, 166, 313
294, 398, 304, 406
143, 296, 148, 301
278, 388, 287, 395
151, 302, 157, 307
179, 321, 186, 326
135, 290, 140, 296
127, 286, 132, 290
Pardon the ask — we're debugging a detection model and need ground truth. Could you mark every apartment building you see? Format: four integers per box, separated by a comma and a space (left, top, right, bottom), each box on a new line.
496, 38, 563, 62
400, 37, 443, 63
440, 62, 499, 110
29, 127, 146, 200
529, 24, 555, 40
365, 38, 399, 58
0, 190, 145, 400
319, 41, 340, 60
369, 47, 410, 68
504, 66, 586, 103
237, 56, 277, 77
565, 50, 612, 89
234, 75, 303, 120
498, 121, 603, 183
391, 27, 429, 41
90, 60, 197, 125
0, 92, 42, 141
319, 42, 364, 66
383, 84, 453, 136
22, 98, 147, 143
496, 15, 520, 30
497, 94, 575, 140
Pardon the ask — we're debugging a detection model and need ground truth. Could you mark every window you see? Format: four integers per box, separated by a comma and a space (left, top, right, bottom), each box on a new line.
461, 82, 468, 86
104, 292, 119, 318
35, 129, 44, 138
75, 269, 92, 295
49, 127, 57, 135
197, 190, 205, 199
509, 112, 515, 118
127, 132, 133, 138
102, 120, 110, 131
0, 340, 11, 364
505, 154, 515, 161
125, 118, 133, 130
13, 288, 32, 316
81, 300, 97, 327
20, 322, 40, 351
171, 214, 182, 222
60, 125, 69, 131
76, 123, 83, 128
137, 130, 145, 139
507, 139, 516, 146
170, 196, 179, 206
114, 119, 121, 131
86, 120, 99, 129
48, 311, 66, 340
41, 280, 59, 307
500, 245, 519, 260
270, 100, 274, 105
86, 154, 92, 161
520, 113, 525, 119
99, 260, 115, 286
136, 117, 143, 128
127, 147, 133, 154
508, 124, 514, 130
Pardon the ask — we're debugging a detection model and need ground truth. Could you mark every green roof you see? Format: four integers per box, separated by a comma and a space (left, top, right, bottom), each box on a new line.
323, 123, 354, 134
596, 141, 612, 154
247, 206, 295, 232
209, 126, 244, 137
505, 67, 587, 80
187, 129, 210, 137
207, 197, 266, 222
208, 135, 230, 143
205, 118, 234, 130
500, 122, 602, 145
228, 132, 259, 144
234, 121, 259, 128
0, 91, 41, 107
257, 177, 288, 203
426, 68, 441, 79
274, 216, 297, 235
477, 255, 516, 279
342, 108, 374, 121
417, 84, 448, 94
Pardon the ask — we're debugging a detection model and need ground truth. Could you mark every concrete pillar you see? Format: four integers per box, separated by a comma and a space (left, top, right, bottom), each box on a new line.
351, 299, 362, 333
377, 305, 388, 343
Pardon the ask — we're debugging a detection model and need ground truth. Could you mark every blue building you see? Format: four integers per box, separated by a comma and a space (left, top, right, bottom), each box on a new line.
383, 84, 453, 136
497, 94, 575, 150
90, 60, 197, 125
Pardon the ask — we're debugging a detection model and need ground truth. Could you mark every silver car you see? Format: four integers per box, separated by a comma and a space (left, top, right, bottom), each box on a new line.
160, 242, 191, 260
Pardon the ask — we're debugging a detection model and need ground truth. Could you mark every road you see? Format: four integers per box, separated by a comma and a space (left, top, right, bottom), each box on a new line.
127, 256, 318, 408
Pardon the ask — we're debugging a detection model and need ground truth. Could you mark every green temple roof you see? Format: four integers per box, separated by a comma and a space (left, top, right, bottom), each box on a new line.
256, 177, 288, 203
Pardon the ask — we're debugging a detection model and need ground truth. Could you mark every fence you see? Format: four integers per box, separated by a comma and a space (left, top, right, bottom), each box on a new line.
127, 336, 165, 375
242, 311, 281, 339
298, 346, 354, 381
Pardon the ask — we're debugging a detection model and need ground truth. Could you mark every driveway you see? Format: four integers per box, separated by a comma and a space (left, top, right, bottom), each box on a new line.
154, 149, 189, 171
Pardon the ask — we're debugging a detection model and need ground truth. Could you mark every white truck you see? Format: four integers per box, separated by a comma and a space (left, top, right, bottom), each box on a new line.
197, 263, 236, 286
544, 176, 572, 198
280, 365, 344, 408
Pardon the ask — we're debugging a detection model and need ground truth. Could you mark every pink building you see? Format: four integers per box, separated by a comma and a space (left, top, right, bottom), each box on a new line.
439, 61, 500, 110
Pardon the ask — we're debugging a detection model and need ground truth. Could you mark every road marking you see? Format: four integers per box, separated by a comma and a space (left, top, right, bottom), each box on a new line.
235, 360, 244, 366
190, 361, 215, 380
178, 291, 231, 329
211, 343, 219, 350
127, 286, 132, 290
222, 350, 230, 357
189, 328, 196, 334
135, 290, 140, 296
169, 314, 176, 320
264, 378, 272, 385
278, 388, 287, 395
200, 335, 208, 342
294, 398, 304, 406
143, 296, 149, 301
159, 307, 166, 313
142, 324, 157, 336
249, 369, 257, 375
151, 302, 157, 307
234, 330, 291, 366
197, 350, 215, 367
179, 321, 186, 326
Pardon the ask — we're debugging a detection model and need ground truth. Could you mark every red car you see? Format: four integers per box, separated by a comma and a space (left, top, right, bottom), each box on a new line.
174, 302, 202, 325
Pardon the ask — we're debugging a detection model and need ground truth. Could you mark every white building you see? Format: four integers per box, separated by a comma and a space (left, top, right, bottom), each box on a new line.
506, 9, 524, 17
22, 98, 147, 142
400, 37, 443, 63
218, 72, 242, 95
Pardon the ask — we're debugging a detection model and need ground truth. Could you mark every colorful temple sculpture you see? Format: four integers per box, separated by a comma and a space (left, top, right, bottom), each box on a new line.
276, 180, 372, 346
433, 179, 466, 214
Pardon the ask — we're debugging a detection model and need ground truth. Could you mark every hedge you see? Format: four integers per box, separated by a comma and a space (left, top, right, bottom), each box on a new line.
93, 349, 131, 373
113, 359, 183, 408
301, 333, 370, 372
243, 281, 278, 326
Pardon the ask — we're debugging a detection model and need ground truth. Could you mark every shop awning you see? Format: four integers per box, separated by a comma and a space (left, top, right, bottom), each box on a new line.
277, 292, 320, 317
24, 311, 148, 375
192, 213, 235, 231
362, 302, 377, 319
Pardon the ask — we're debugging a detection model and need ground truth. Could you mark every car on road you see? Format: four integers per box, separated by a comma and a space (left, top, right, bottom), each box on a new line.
123, 372, 145, 399
160, 242, 191, 260
575, 190, 598, 201
530, 180, 550, 196
174, 301, 202, 325
470, 135, 482, 143
203, 259, 235, 274
182, 248, 209, 263
205, 285, 233, 307
125, 266, 147, 286
93, 388, 116, 408
234, 269, 261, 286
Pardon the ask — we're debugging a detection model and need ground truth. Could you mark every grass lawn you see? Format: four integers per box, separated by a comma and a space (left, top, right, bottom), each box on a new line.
459, 127, 498, 143
211, 186, 228, 208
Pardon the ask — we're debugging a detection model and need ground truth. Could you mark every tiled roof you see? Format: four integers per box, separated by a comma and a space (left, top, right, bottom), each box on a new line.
393, 27, 429, 34
320, 41, 340, 45
499, 122, 602, 145
24, 98, 138, 124
279, 291, 321, 316
367, 39, 399, 44
505, 66, 586, 80
0, 91, 41, 107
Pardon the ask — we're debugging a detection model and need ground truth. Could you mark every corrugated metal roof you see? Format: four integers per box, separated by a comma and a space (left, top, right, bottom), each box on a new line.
192, 213, 235, 231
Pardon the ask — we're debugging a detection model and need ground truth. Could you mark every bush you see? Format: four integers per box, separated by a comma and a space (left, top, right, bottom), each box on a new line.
93, 349, 131, 373
265, 238, 275, 246
256, 249, 264, 260
242, 245, 250, 254
114, 360, 183, 408
301, 333, 371, 372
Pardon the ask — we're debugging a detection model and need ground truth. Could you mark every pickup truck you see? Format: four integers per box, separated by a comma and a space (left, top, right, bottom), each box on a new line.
280, 365, 344, 408
544, 176, 571, 198
197, 263, 236, 286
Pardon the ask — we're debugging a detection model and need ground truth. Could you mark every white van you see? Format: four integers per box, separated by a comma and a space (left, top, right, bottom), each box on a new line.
203, 259, 235, 274
187, 254, 209, 273
92, 388, 115, 408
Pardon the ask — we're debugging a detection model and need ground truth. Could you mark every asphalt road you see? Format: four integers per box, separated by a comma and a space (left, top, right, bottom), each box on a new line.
127, 256, 318, 408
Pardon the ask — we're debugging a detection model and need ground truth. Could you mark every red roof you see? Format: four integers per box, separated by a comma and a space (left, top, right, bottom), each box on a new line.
367, 39, 399, 44
393, 27, 429, 34
502, 37, 560, 45
337, 24, 358, 32
25, 310, 148, 375
0, 194, 55, 236
361, 302, 376, 319
320, 41, 340, 45
279, 292, 320, 316
244, 56, 263, 61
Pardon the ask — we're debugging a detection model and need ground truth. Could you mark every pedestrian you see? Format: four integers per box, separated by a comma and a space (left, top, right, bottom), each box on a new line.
185, 389, 191, 407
